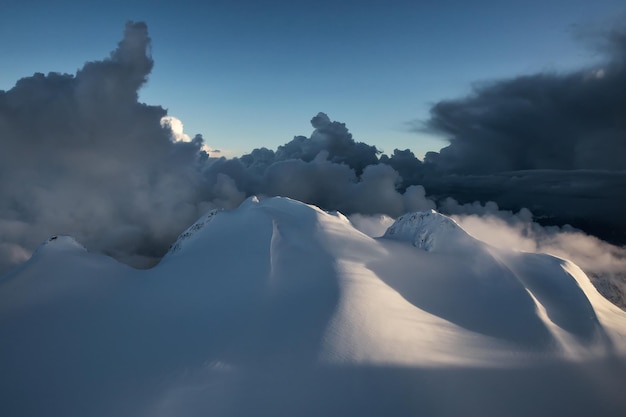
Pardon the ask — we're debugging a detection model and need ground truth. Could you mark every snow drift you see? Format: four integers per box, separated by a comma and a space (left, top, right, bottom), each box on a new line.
1, 197, 625, 417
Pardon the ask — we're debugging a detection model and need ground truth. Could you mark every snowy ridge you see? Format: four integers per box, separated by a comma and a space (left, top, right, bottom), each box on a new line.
166, 209, 221, 256
165, 197, 268, 258
382, 209, 473, 251
1, 197, 626, 417
35, 235, 87, 254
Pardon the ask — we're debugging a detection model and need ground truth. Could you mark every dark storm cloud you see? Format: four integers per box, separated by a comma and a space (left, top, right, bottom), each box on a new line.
421, 169, 626, 245
378, 149, 424, 190
270, 112, 380, 175
404, 25, 626, 246
422, 26, 626, 173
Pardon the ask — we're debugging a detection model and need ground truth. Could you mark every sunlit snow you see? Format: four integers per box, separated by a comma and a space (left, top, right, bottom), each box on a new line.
1, 197, 625, 417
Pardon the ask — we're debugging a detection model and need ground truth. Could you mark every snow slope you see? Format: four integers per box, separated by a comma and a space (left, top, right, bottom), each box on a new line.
1, 197, 625, 417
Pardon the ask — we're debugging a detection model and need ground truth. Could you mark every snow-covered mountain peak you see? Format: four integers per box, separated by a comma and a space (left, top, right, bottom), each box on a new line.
35, 235, 87, 255
382, 209, 472, 251
166, 208, 221, 256
239, 195, 260, 208
2, 197, 626, 417
163, 196, 354, 261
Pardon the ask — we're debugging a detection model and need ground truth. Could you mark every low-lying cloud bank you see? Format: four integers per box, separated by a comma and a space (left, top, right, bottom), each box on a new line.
445, 202, 626, 308
1, 20, 625, 307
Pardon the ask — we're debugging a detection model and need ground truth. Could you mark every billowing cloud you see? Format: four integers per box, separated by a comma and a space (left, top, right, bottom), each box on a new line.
0, 22, 211, 271
422, 25, 626, 173
203, 122, 435, 217
162, 116, 192, 143
410, 25, 626, 246
162, 115, 218, 155
263, 156, 435, 216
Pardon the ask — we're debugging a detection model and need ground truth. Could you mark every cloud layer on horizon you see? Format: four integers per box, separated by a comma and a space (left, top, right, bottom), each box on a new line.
1, 21, 625, 285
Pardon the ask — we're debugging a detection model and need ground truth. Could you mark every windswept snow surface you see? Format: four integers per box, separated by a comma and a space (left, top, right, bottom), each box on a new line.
1, 197, 626, 417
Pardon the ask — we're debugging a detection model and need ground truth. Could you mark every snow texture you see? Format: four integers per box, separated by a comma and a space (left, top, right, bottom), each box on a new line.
1, 197, 626, 417
166, 209, 220, 256
382, 209, 473, 251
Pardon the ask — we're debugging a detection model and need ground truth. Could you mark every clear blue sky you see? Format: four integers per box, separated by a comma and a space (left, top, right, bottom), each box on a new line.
2, 0, 624, 157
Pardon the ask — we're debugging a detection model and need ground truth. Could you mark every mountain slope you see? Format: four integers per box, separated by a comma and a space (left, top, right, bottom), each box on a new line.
1, 197, 625, 417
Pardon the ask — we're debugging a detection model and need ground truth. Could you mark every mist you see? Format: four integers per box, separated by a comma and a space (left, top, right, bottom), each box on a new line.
448, 202, 626, 307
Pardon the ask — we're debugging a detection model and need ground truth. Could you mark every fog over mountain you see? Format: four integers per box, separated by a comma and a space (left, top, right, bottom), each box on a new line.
1, 22, 625, 301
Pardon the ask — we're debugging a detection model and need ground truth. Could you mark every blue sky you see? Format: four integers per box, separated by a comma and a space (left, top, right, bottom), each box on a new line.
2, 0, 624, 157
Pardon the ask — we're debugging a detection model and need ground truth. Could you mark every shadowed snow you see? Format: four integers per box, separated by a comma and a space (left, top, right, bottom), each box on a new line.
1, 197, 625, 417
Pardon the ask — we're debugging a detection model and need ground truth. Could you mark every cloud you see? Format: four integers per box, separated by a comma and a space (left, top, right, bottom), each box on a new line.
348, 213, 395, 238
264, 156, 435, 216
162, 115, 218, 155
201, 112, 435, 218
401, 24, 626, 246
162, 116, 192, 143
0, 22, 211, 271
274, 112, 380, 175
422, 25, 626, 173
419, 167, 626, 246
